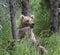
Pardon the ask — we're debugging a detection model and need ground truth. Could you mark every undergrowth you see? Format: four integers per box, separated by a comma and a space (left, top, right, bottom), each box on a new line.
0, 34, 60, 55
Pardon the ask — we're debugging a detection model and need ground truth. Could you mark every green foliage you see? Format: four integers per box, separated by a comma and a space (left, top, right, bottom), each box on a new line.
40, 0, 50, 10
12, 38, 39, 55
30, 0, 50, 35
39, 34, 60, 55
0, 48, 10, 55
3, 33, 59, 55
0, 0, 60, 55
0, 4, 12, 49
0, 33, 60, 55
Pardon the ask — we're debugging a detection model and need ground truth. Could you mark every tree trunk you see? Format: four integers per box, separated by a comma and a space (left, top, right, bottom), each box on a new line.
50, 0, 58, 32
59, 0, 60, 8
21, 0, 30, 16
9, 0, 16, 39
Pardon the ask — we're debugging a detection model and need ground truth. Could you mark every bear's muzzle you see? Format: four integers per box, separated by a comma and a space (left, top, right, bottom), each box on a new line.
30, 23, 34, 28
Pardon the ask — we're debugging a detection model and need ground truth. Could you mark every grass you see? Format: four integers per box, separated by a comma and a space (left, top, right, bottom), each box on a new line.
13, 34, 60, 55
0, 33, 59, 55
0, 11, 60, 55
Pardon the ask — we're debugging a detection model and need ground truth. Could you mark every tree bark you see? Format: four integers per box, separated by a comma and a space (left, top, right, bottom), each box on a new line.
50, 0, 58, 32
9, 0, 16, 39
59, 0, 60, 8
21, 0, 30, 16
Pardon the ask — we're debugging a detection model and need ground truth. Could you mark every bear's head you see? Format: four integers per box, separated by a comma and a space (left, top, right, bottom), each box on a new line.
20, 15, 34, 28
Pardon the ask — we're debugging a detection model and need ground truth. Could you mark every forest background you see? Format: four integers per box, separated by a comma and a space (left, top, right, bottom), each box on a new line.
0, 0, 60, 55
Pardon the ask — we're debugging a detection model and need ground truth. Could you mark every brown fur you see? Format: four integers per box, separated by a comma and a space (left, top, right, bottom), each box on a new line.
16, 15, 47, 53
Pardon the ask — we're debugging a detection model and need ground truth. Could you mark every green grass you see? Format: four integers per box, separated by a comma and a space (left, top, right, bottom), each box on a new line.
0, 0, 60, 55
39, 34, 60, 55
0, 10, 60, 55
11, 34, 60, 55
0, 33, 59, 55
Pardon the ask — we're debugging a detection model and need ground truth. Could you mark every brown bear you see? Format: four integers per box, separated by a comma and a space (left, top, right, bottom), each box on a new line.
16, 15, 47, 53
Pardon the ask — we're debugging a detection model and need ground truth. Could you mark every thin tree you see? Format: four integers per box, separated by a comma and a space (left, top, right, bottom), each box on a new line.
50, 0, 58, 32
9, 0, 16, 39
59, 0, 60, 7
21, 0, 30, 16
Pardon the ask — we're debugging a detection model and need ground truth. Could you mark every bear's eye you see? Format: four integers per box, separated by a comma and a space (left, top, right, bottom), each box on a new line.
26, 20, 29, 22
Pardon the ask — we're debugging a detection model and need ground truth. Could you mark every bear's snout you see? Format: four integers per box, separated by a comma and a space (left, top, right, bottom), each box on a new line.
30, 23, 34, 28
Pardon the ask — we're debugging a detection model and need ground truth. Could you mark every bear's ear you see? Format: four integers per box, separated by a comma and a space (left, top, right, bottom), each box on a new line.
20, 15, 24, 19
20, 15, 25, 23
31, 15, 34, 19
